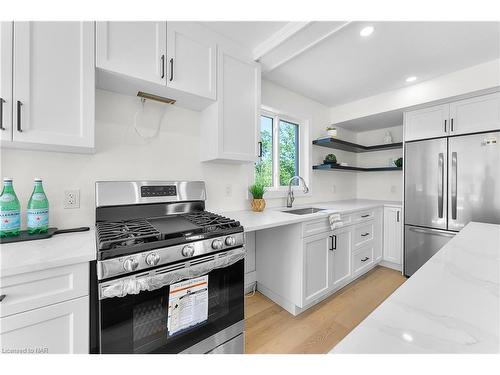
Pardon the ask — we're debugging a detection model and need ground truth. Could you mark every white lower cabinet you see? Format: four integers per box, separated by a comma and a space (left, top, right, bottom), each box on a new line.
0, 296, 88, 354
256, 207, 383, 316
383, 206, 403, 269
0, 263, 89, 354
302, 232, 332, 305
331, 226, 352, 288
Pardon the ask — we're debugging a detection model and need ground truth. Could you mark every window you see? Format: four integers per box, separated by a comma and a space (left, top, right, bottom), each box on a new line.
255, 110, 308, 192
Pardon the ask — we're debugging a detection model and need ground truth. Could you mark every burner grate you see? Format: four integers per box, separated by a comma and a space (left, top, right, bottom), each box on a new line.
96, 219, 161, 250
182, 211, 241, 233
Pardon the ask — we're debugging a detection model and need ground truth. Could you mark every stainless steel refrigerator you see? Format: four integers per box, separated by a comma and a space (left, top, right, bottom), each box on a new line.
404, 131, 500, 276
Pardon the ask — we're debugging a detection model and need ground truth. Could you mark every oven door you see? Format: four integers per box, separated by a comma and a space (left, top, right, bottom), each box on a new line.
97, 249, 244, 354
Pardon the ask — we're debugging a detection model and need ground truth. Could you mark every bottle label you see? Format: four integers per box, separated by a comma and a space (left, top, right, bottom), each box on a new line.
31, 193, 47, 201
27, 208, 49, 228
0, 210, 21, 231
0, 194, 15, 203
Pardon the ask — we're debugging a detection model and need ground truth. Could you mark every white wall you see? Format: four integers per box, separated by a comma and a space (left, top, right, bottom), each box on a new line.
355, 126, 403, 201
330, 59, 500, 123
261, 80, 357, 208
0, 90, 256, 228
0, 82, 359, 229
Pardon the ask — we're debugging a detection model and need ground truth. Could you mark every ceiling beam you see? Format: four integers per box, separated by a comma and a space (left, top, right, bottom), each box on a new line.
258, 21, 352, 74
252, 22, 311, 61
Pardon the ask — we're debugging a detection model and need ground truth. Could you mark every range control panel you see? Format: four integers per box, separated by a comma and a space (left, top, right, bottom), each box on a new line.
141, 185, 177, 197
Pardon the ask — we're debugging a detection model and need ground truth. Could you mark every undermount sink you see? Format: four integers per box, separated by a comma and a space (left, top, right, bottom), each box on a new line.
282, 207, 326, 215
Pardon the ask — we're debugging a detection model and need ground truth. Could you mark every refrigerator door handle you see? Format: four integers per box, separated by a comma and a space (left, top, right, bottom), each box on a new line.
438, 153, 444, 218
408, 226, 456, 237
451, 152, 458, 220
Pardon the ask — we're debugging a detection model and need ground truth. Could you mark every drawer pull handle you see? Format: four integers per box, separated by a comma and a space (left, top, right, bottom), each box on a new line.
0, 294, 6, 302
361, 232, 370, 237
361, 257, 370, 262
361, 214, 370, 218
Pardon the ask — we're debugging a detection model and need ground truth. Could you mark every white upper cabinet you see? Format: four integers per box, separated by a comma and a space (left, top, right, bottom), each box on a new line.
404, 103, 449, 141
383, 207, 402, 266
96, 21, 167, 85
96, 22, 217, 102
166, 22, 216, 100
449, 92, 500, 136
0, 22, 13, 142
201, 49, 261, 162
405, 93, 500, 142
11, 22, 94, 150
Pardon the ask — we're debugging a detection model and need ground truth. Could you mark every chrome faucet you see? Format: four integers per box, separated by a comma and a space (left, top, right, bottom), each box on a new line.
286, 176, 309, 208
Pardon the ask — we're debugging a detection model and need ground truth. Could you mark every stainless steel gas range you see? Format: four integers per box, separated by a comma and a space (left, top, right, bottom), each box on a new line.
90, 181, 245, 354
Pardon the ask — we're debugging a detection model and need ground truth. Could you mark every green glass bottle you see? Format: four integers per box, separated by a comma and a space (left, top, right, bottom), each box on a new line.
27, 178, 49, 234
0, 178, 21, 237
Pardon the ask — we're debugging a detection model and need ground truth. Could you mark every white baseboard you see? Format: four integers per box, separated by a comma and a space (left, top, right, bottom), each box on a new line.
244, 271, 257, 294
379, 260, 402, 271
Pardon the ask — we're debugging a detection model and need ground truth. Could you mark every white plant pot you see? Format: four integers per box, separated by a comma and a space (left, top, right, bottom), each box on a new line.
327, 129, 337, 137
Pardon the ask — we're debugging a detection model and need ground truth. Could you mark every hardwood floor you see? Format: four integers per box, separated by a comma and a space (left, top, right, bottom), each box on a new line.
244, 265, 406, 354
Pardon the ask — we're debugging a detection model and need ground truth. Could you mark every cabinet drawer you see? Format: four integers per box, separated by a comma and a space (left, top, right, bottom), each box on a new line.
352, 210, 375, 223
354, 221, 374, 248
302, 213, 351, 238
0, 263, 89, 318
352, 245, 374, 277
0, 295, 89, 354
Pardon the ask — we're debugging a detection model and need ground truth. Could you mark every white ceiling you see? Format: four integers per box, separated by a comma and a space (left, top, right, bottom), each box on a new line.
266, 21, 500, 106
201, 21, 289, 51
204, 21, 500, 108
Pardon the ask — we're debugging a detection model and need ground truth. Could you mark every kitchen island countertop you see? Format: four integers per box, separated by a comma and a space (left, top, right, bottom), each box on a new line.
331, 222, 500, 353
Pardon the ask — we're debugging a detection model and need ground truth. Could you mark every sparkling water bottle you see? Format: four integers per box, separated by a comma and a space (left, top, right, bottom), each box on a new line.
0, 178, 21, 237
27, 178, 49, 234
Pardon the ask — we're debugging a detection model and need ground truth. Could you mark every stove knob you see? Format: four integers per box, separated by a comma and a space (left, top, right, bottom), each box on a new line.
145, 252, 160, 266
225, 236, 236, 246
211, 239, 224, 250
123, 257, 139, 272
181, 245, 195, 258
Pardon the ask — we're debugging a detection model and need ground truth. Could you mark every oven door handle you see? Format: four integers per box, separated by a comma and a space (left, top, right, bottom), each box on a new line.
99, 247, 246, 300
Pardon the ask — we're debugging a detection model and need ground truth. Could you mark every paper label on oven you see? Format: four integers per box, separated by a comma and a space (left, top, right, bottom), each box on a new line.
167, 275, 209, 336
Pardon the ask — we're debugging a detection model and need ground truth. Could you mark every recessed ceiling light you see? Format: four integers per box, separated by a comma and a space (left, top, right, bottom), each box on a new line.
360, 26, 374, 37
406, 76, 417, 83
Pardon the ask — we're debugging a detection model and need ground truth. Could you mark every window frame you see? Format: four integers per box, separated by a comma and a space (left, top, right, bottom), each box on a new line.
257, 107, 311, 198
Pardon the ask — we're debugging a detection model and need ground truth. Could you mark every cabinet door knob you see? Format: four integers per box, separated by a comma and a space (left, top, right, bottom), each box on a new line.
361, 257, 370, 262
0, 294, 6, 302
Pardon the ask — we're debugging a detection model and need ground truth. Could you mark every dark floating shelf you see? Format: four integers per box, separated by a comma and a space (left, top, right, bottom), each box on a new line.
313, 164, 403, 172
313, 137, 403, 153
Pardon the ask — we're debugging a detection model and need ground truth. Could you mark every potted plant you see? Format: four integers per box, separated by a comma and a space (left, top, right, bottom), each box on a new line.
326, 125, 337, 137
323, 153, 337, 165
249, 183, 266, 212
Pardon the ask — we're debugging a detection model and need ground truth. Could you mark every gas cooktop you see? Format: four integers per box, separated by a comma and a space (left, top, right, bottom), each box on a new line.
95, 210, 243, 260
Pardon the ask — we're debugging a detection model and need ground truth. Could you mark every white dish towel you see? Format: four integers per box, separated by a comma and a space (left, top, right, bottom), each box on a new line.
329, 213, 343, 230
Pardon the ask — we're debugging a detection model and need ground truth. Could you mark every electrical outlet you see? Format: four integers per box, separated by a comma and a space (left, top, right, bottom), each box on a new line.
390, 185, 397, 194
332, 184, 337, 194
64, 190, 80, 209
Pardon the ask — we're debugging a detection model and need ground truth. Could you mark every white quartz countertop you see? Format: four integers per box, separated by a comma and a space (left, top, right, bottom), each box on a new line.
221, 199, 402, 232
331, 222, 500, 354
0, 229, 96, 277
